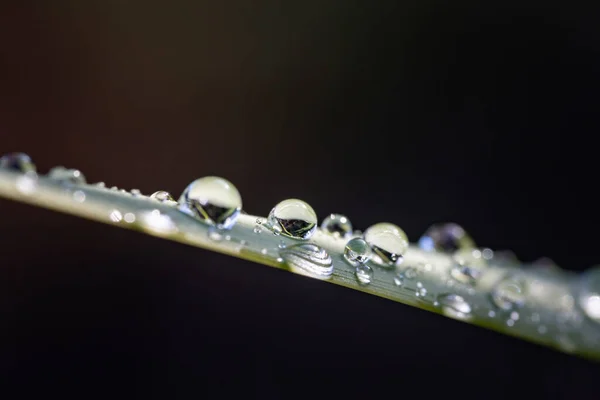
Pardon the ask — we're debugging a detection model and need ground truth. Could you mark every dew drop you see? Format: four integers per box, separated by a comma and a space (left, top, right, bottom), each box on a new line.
131, 189, 142, 196
0, 152, 36, 173
418, 223, 475, 253
48, 166, 86, 185
138, 209, 177, 236
260, 248, 268, 255
178, 176, 242, 229
450, 248, 488, 285
72, 190, 86, 203
321, 214, 353, 239
124, 213, 136, 223
267, 199, 317, 240
436, 294, 472, 320
151, 190, 177, 204
491, 276, 526, 311
15, 172, 38, 195
577, 266, 600, 323
110, 186, 118, 191
254, 226, 262, 234
363, 222, 408, 267
95, 182, 106, 188
279, 243, 333, 279
355, 264, 373, 285
343, 238, 372, 267
109, 210, 123, 223
393, 267, 417, 287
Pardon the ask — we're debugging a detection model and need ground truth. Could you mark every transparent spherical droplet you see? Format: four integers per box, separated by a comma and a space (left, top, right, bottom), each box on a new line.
48, 166, 86, 185
436, 293, 472, 320
178, 177, 242, 229
355, 264, 373, 285
0, 152, 36, 173
578, 266, 600, 323
280, 243, 333, 279
450, 248, 488, 285
418, 223, 475, 253
491, 276, 526, 311
393, 267, 418, 287
151, 190, 177, 204
363, 222, 408, 267
138, 209, 177, 236
15, 172, 38, 195
321, 214, 353, 239
343, 238, 372, 267
267, 199, 317, 240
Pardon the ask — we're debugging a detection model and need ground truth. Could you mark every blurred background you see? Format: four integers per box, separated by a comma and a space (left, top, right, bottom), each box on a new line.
1, 1, 600, 398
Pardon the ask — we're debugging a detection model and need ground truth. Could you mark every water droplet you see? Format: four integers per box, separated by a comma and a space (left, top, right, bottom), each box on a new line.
95, 182, 106, 188
506, 319, 515, 327
393, 267, 417, 287
481, 248, 494, 260
490, 276, 526, 311
578, 266, 600, 322
488, 310, 496, 318
278, 240, 287, 249
510, 311, 520, 321
363, 222, 408, 267
124, 213, 136, 223
260, 248, 268, 255
267, 199, 317, 240
208, 228, 223, 241
0, 152, 36, 173
47, 166, 86, 184
355, 264, 373, 285
254, 226, 262, 234
416, 285, 427, 297
138, 209, 177, 235
109, 210, 123, 222
15, 172, 38, 195
436, 294, 472, 320
343, 238, 372, 266
418, 223, 475, 253
450, 248, 487, 285
72, 190, 86, 203
131, 189, 142, 196
224, 235, 231, 241
321, 214, 353, 239
110, 186, 118, 191
151, 190, 176, 203
280, 243, 333, 279
178, 176, 242, 229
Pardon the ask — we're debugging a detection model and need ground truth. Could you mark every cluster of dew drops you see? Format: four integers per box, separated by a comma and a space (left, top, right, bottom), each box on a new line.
3, 152, 600, 347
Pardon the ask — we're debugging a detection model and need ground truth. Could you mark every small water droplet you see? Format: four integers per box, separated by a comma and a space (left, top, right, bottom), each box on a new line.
260, 248, 268, 255
436, 293, 472, 320
510, 311, 520, 321
109, 210, 123, 222
450, 248, 487, 285
355, 264, 373, 285
254, 226, 262, 234
321, 214, 353, 239
506, 319, 515, 327
95, 182, 106, 188
124, 213, 136, 223
578, 266, 600, 323
280, 243, 333, 279
481, 248, 494, 260
224, 235, 231, 241
488, 310, 496, 318
278, 240, 287, 249
151, 190, 177, 204
178, 177, 242, 229
418, 223, 475, 253
416, 286, 428, 297
0, 152, 36, 173
72, 190, 86, 203
208, 228, 223, 241
393, 267, 417, 287
490, 276, 526, 311
267, 199, 317, 240
138, 209, 177, 235
363, 222, 408, 267
15, 172, 38, 195
131, 189, 142, 196
343, 238, 372, 267
277, 257, 283, 263
110, 186, 118, 191
48, 166, 86, 184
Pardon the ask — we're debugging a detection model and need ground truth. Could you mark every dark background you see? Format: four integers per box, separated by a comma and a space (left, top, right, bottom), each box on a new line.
1, 1, 600, 398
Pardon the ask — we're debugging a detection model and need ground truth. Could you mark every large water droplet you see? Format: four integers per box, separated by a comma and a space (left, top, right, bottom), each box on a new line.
48, 166, 86, 185
450, 248, 487, 285
363, 223, 408, 267
355, 264, 373, 285
418, 223, 474, 253
578, 266, 600, 322
436, 294, 472, 320
268, 199, 317, 240
491, 276, 526, 311
279, 243, 333, 279
321, 214, 353, 239
178, 177, 242, 229
343, 238, 372, 266
0, 152, 36, 173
